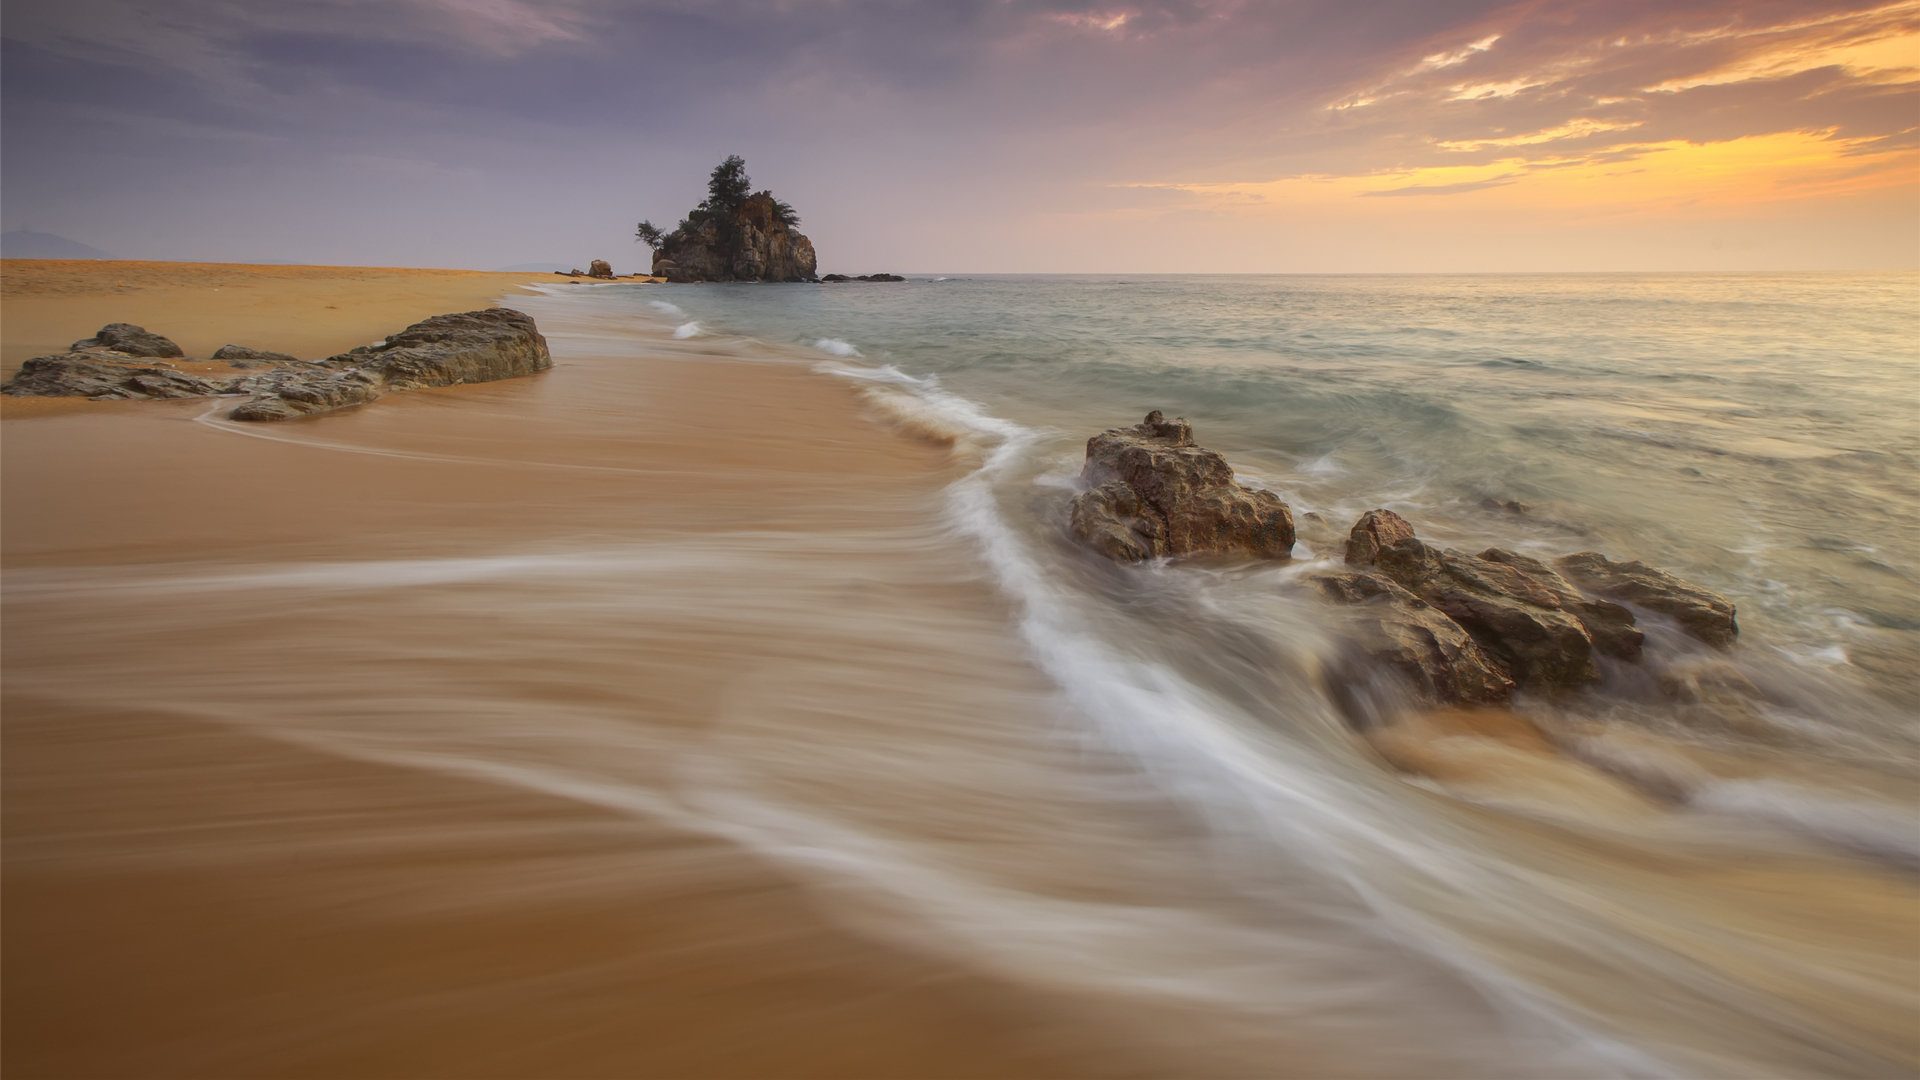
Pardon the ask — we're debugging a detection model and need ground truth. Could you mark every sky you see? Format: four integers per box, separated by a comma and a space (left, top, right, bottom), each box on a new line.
2, 0, 1916, 273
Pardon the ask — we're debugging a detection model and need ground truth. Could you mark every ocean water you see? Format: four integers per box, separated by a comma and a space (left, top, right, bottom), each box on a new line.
8, 273, 1917, 1077
546, 273, 1920, 1074
638, 272, 1920, 730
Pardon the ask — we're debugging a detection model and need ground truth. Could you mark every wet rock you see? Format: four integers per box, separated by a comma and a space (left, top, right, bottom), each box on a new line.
822, 273, 904, 282
1481, 549, 1645, 662
1345, 508, 1416, 566
1, 353, 227, 399
1313, 571, 1515, 705
212, 344, 299, 365
1068, 411, 1295, 562
1346, 511, 1641, 688
229, 308, 549, 422
1554, 552, 1738, 648
587, 259, 614, 279
69, 322, 183, 358
350, 308, 548, 389
1479, 497, 1531, 515
228, 368, 383, 421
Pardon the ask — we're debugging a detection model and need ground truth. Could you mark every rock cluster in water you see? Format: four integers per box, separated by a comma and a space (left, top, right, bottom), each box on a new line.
821, 273, 905, 283
1067, 412, 1739, 706
2, 310, 550, 422
1068, 411, 1295, 562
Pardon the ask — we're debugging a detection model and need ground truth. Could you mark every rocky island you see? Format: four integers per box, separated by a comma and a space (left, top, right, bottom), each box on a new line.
636, 156, 817, 283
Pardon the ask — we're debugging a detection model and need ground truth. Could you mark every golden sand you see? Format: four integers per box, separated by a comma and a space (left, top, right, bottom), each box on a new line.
1, 261, 1139, 1077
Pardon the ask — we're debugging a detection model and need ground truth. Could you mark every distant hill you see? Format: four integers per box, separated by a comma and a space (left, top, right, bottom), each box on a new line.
1, 229, 109, 259
495, 262, 579, 273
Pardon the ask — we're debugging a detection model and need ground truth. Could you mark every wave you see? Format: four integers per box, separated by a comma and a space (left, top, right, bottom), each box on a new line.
649, 299, 687, 318
810, 352, 1664, 1077
1690, 780, 1920, 868
673, 321, 702, 339
813, 338, 861, 358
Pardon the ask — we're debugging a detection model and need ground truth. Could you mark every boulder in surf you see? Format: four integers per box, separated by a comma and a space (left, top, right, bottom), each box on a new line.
1068, 411, 1296, 562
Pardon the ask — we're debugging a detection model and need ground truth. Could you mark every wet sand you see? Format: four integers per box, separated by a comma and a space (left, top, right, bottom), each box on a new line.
0, 265, 1132, 1077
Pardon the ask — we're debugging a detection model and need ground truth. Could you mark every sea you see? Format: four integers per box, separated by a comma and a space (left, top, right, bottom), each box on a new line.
8, 271, 1916, 1077
533, 272, 1920, 1076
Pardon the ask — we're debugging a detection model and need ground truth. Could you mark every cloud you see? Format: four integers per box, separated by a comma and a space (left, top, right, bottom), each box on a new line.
1361, 172, 1523, 195
0, 0, 1912, 269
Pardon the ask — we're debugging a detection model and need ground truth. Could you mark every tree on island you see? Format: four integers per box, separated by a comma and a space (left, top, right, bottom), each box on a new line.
635, 154, 817, 283
704, 154, 752, 216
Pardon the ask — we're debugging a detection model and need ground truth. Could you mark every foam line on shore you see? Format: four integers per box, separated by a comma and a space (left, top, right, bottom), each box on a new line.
809, 353, 1673, 1078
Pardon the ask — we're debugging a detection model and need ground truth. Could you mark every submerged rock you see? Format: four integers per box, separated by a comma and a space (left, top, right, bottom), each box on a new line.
1313, 571, 1515, 705
69, 322, 183, 358
1, 353, 228, 399
1554, 551, 1738, 648
1068, 411, 1295, 562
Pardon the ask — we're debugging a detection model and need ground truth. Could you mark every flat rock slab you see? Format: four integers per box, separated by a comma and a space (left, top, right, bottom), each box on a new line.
231, 307, 549, 421
2, 354, 230, 399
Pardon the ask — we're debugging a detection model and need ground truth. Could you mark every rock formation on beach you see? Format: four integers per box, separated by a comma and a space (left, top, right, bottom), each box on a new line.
4, 353, 229, 399
1345, 512, 1642, 688
212, 344, 299, 366
231, 308, 550, 420
587, 259, 614, 280
1067, 411, 1296, 562
1313, 570, 1516, 705
1553, 551, 1739, 648
71, 322, 184, 358
1331, 509, 1737, 702
636, 156, 818, 283
1061, 413, 1740, 709
3, 310, 550, 422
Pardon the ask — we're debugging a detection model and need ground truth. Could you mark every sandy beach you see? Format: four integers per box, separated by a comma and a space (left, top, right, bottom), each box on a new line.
1, 261, 1146, 1077
7, 262, 1917, 1080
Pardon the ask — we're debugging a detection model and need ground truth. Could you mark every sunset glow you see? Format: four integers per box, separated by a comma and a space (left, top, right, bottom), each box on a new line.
2, 0, 1914, 270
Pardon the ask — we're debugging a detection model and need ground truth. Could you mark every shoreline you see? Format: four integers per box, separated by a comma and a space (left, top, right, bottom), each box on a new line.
2, 262, 1135, 1076
0, 260, 610, 405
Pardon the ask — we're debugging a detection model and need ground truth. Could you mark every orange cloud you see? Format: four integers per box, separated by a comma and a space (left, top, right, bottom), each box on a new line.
1129, 130, 1917, 217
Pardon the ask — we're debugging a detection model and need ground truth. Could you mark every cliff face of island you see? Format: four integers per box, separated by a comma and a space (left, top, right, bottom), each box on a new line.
653, 192, 817, 283
638, 156, 818, 283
